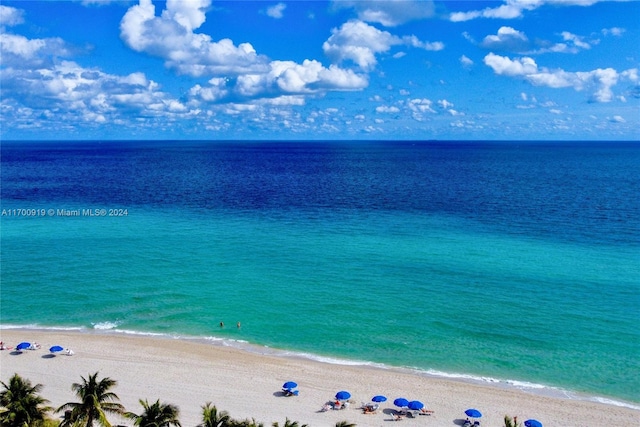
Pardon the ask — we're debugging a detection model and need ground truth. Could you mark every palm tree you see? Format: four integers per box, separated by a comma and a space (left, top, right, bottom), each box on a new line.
335, 422, 356, 427
227, 419, 263, 427
57, 372, 124, 427
125, 399, 181, 427
271, 419, 307, 427
199, 402, 230, 427
0, 373, 52, 427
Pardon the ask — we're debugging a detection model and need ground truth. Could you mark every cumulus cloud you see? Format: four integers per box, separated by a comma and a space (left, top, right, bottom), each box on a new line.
190, 59, 368, 105
120, 0, 269, 76
484, 52, 639, 102
481, 27, 529, 52
0, 5, 24, 27
450, 0, 609, 22
118, 0, 369, 106
266, 3, 286, 19
375, 105, 400, 113
1, 59, 189, 126
331, 0, 435, 27
322, 20, 443, 70
484, 52, 537, 76
0, 33, 72, 68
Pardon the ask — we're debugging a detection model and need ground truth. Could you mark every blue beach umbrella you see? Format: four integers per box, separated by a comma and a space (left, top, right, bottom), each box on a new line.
50, 345, 64, 353
408, 400, 424, 410
393, 398, 409, 408
371, 395, 387, 403
16, 342, 31, 350
335, 391, 351, 400
465, 409, 482, 418
524, 420, 542, 427
282, 381, 297, 390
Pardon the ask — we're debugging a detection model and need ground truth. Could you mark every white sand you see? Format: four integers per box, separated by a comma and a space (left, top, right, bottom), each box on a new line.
0, 330, 637, 427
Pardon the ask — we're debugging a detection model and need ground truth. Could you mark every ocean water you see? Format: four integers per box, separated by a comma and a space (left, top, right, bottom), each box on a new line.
1, 141, 639, 407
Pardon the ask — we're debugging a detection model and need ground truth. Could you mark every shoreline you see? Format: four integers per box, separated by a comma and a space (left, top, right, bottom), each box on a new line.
1, 328, 638, 427
2, 324, 638, 410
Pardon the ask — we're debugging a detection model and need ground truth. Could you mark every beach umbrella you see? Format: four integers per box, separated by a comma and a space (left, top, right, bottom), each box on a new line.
408, 400, 424, 410
465, 409, 482, 418
393, 398, 409, 408
524, 420, 542, 427
16, 342, 31, 350
371, 395, 387, 403
282, 381, 297, 390
50, 345, 64, 353
335, 391, 351, 400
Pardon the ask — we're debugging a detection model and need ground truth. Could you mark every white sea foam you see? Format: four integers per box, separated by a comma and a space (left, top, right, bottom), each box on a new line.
0, 323, 85, 331
91, 321, 121, 330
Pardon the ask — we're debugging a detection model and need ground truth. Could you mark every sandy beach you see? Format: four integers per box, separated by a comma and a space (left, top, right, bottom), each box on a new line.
0, 329, 636, 427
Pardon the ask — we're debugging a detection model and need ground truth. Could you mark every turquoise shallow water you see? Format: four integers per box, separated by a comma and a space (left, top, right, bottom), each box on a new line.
1, 141, 639, 407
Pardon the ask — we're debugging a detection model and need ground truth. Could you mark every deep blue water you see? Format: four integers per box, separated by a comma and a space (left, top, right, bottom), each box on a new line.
1, 140, 639, 406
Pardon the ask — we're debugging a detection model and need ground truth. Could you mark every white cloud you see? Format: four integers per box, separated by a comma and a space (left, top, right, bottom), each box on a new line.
1, 59, 189, 123
438, 99, 454, 109
0, 33, 71, 68
0, 5, 24, 27
450, 0, 610, 22
266, 3, 286, 19
560, 31, 590, 50
602, 27, 625, 37
322, 20, 443, 70
375, 105, 400, 113
484, 52, 638, 102
408, 98, 435, 113
80, 0, 121, 6
481, 27, 529, 51
403, 35, 444, 51
331, 0, 435, 27
477, 27, 593, 54
323, 20, 400, 70
191, 59, 367, 104
484, 52, 537, 76
120, 0, 269, 76
460, 55, 474, 67
609, 115, 625, 123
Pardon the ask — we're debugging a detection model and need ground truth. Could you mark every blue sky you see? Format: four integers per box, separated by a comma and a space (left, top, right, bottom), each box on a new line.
1, 0, 638, 140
